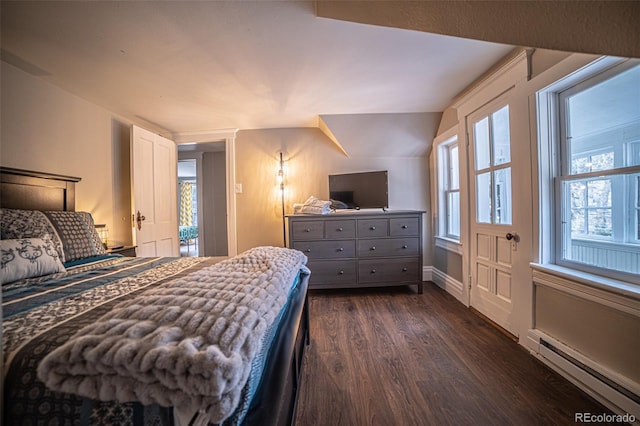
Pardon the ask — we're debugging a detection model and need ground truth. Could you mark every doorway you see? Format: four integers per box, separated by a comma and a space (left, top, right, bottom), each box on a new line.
178, 160, 199, 256
177, 142, 228, 257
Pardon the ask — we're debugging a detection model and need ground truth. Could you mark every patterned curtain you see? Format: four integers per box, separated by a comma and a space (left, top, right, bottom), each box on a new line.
179, 182, 193, 226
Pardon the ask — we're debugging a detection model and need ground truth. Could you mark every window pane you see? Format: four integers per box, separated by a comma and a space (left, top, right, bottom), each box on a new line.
492, 105, 511, 166
494, 167, 512, 224
476, 172, 491, 223
591, 152, 614, 171
561, 174, 640, 276
586, 179, 611, 208
587, 209, 612, 237
566, 65, 640, 141
474, 117, 490, 170
447, 191, 460, 238
571, 208, 586, 235
637, 175, 640, 240
570, 181, 586, 208
438, 139, 460, 241
450, 145, 459, 190
631, 142, 640, 168
572, 152, 615, 174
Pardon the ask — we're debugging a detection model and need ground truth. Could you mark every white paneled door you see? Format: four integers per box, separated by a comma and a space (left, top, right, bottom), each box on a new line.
467, 98, 524, 336
131, 125, 179, 257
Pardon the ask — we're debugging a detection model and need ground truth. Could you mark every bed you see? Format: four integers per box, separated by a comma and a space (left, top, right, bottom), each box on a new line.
1, 167, 311, 426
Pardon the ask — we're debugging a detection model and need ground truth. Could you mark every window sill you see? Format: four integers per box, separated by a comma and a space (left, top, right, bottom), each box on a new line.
530, 263, 640, 306
435, 236, 463, 255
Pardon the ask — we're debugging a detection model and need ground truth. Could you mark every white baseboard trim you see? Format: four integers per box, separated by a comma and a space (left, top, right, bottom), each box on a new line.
527, 329, 640, 423
430, 267, 464, 303
422, 265, 433, 282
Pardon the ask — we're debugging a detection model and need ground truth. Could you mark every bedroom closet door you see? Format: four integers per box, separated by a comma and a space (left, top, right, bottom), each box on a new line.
131, 125, 179, 257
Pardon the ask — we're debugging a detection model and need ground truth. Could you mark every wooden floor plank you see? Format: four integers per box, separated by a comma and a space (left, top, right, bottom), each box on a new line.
295, 282, 617, 426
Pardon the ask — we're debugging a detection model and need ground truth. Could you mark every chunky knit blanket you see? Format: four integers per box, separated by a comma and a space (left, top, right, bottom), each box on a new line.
37, 246, 309, 424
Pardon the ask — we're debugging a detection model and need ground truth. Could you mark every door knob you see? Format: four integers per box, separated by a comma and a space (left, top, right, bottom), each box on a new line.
505, 232, 519, 241
136, 210, 146, 231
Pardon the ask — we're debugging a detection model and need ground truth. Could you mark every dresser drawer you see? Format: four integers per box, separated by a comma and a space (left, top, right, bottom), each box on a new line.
357, 238, 419, 257
293, 240, 356, 259
357, 219, 388, 237
290, 221, 324, 240
389, 217, 420, 236
358, 258, 421, 283
308, 260, 357, 286
325, 219, 356, 239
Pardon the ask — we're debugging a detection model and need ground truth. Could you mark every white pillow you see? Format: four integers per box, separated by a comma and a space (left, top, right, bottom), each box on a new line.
1, 238, 66, 284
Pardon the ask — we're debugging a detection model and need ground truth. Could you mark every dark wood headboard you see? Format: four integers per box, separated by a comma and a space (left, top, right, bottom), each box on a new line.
0, 167, 81, 211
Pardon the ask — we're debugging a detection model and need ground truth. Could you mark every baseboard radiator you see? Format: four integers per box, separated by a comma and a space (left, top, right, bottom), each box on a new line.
532, 333, 640, 422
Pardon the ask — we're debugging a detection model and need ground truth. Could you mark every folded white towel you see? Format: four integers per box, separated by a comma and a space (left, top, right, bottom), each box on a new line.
300, 196, 331, 215
300, 205, 330, 214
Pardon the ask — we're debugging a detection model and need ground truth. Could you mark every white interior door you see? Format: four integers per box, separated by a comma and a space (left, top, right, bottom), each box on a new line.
467, 98, 521, 335
131, 125, 179, 257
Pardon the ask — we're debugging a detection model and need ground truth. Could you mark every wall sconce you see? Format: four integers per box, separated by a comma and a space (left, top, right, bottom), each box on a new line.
278, 152, 286, 247
95, 224, 109, 248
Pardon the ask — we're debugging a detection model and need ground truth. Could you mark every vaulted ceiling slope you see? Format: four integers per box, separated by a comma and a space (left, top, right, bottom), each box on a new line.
1, 1, 513, 134
316, 1, 640, 59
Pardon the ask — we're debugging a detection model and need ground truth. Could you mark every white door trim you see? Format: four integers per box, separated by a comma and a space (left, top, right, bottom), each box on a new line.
173, 129, 239, 257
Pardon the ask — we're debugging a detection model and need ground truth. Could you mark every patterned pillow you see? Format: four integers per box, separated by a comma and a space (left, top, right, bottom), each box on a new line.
42, 211, 106, 264
0, 238, 66, 284
1, 209, 66, 263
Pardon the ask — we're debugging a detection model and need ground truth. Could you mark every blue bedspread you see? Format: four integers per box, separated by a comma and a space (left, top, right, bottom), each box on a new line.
2, 254, 305, 426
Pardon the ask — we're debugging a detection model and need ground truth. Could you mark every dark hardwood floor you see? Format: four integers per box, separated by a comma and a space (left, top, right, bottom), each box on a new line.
294, 282, 617, 426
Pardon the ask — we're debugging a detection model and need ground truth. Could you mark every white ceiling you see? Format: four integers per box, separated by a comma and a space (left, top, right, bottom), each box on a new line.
1, 1, 513, 134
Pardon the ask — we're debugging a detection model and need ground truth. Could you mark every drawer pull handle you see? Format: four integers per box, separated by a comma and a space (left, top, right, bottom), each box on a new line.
305, 248, 312, 253
305, 228, 311, 232
402, 245, 408, 249
338, 247, 344, 252
402, 267, 408, 272
402, 225, 408, 229
338, 227, 343, 231
371, 269, 376, 274
371, 246, 376, 251
370, 226, 376, 230
339, 270, 344, 275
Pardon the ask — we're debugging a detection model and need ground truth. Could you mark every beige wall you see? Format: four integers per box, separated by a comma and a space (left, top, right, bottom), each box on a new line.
235, 114, 439, 261
2, 61, 169, 246
1, 62, 136, 246
535, 285, 639, 384
434, 246, 463, 283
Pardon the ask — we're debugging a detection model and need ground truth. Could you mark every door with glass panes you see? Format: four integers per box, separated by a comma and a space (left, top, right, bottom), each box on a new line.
468, 96, 520, 335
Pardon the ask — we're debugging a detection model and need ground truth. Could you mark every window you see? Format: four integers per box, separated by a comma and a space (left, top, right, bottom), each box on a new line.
437, 136, 460, 240
555, 61, 640, 281
472, 105, 512, 225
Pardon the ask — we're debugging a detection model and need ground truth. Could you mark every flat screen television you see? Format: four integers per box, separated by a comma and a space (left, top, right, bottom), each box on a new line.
329, 170, 388, 210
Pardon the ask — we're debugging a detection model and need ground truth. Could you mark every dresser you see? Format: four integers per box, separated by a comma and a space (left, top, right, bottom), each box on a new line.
287, 210, 424, 293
